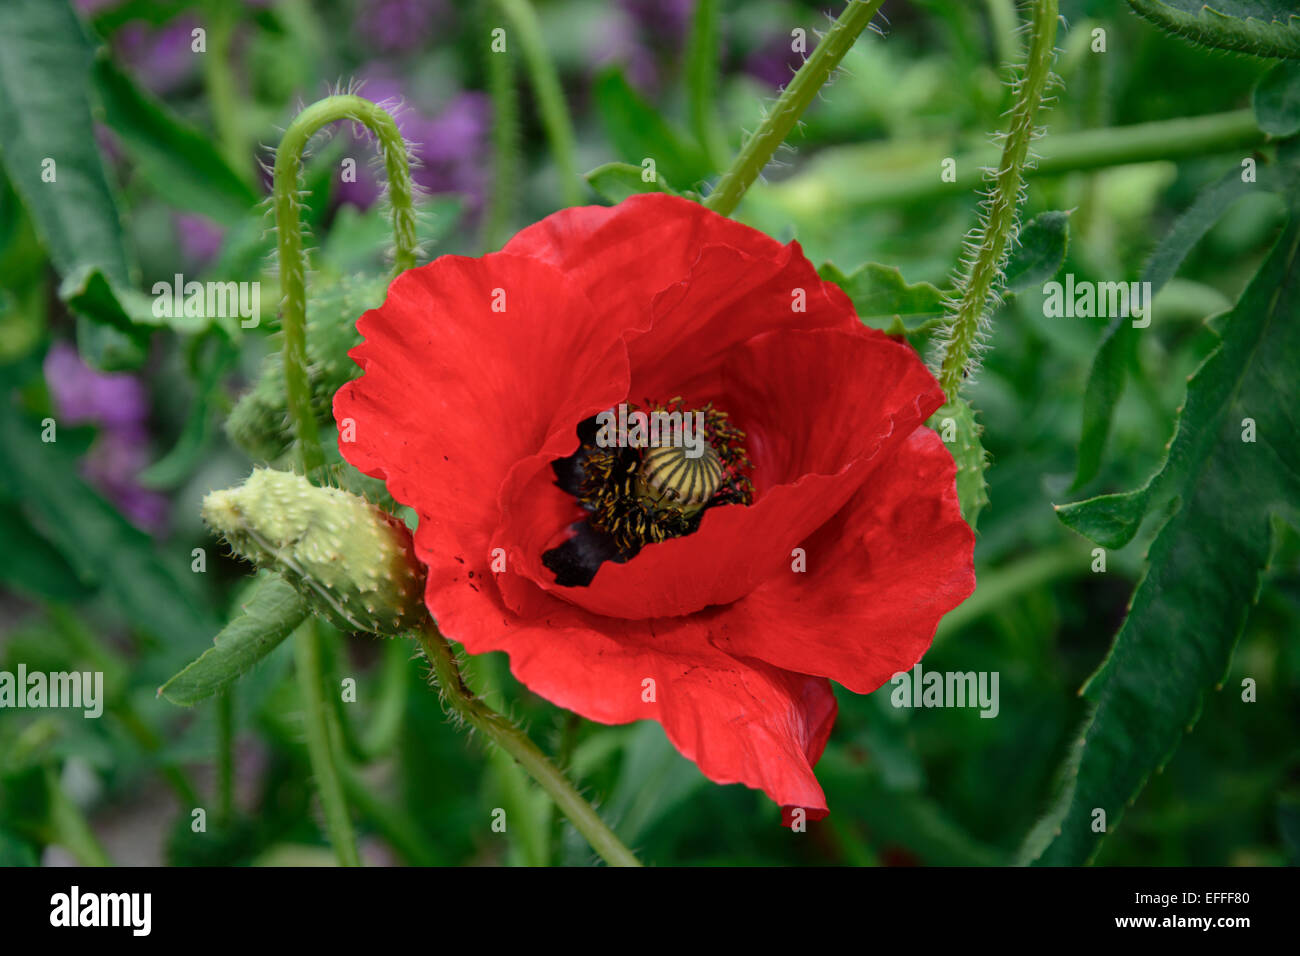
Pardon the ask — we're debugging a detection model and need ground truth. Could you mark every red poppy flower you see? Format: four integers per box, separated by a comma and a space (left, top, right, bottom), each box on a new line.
334, 194, 975, 821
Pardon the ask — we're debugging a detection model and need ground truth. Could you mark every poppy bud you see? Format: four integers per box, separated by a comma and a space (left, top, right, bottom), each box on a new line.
202, 468, 425, 635
226, 273, 387, 461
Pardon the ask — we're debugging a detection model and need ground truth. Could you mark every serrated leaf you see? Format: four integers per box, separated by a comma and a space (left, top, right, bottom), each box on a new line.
818, 261, 947, 335
1027, 203, 1300, 866
927, 397, 991, 531
159, 573, 308, 706
583, 162, 681, 204
1253, 60, 1300, 136
1072, 165, 1277, 490
1004, 210, 1070, 292
91, 52, 258, 226
1128, 0, 1300, 59
593, 69, 714, 190
0, 0, 145, 369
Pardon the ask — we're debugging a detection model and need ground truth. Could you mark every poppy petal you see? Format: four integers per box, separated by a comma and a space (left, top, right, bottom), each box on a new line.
709, 426, 977, 694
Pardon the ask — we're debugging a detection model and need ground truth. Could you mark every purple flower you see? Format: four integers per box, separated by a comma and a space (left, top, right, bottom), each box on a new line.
355, 0, 449, 54
618, 0, 694, 48
338, 75, 491, 217
175, 214, 226, 266
43, 344, 169, 533
745, 34, 805, 90
115, 16, 201, 96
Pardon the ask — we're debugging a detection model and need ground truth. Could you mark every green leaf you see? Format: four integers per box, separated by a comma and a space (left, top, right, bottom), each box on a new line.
1253, 60, 1300, 136
605, 722, 706, 844
0, 502, 91, 602
138, 338, 237, 489
91, 52, 258, 226
0, 0, 144, 369
583, 162, 680, 204
1072, 166, 1274, 490
1028, 204, 1300, 865
818, 261, 947, 335
1004, 210, 1070, 293
159, 573, 308, 706
1128, 0, 1300, 59
592, 69, 714, 190
927, 397, 991, 532
0, 381, 220, 653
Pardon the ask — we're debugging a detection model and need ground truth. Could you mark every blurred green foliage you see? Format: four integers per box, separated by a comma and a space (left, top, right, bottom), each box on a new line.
0, 0, 1296, 866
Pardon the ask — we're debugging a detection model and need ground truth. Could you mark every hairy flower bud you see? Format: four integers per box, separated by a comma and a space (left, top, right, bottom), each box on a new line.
226, 273, 387, 461
202, 468, 425, 634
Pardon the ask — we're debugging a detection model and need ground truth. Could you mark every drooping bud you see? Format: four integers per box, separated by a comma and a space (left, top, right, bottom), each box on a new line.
202, 468, 425, 635
226, 273, 388, 461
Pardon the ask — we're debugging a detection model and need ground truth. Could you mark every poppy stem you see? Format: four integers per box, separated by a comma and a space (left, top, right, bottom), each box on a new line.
414, 623, 644, 867
935, 0, 1059, 401
273, 94, 419, 474
704, 0, 885, 217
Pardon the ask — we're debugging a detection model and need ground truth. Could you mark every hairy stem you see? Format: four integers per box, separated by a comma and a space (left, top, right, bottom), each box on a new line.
704, 0, 884, 217
494, 0, 581, 207
936, 0, 1058, 400
414, 624, 642, 867
273, 94, 417, 473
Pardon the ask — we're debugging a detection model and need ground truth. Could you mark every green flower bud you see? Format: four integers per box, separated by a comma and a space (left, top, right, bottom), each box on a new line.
226, 273, 388, 461
202, 468, 425, 635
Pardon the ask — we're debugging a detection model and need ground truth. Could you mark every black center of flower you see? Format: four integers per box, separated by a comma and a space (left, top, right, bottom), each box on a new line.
543, 398, 754, 587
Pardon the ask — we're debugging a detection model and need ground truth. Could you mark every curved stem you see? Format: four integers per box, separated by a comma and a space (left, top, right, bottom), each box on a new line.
273, 94, 418, 473
936, 0, 1058, 400
294, 618, 361, 866
494, 0, 582, 207
414, 624, 642, 867
704, 0, 883, 217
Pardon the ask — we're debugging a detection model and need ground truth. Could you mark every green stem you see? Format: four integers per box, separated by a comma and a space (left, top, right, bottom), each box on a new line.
294, 618, 361, 866
216, 690, 234, 824
201, 0, 250, 181
704, 0, 884, 217
414, 624, 641, 867
548, 710, 581, 865
775, 110, 1263, 211
44, 765, 112, 867
273, 94, 418, 473
494, 0, 581, 207
937, 0, 1058, 401
482, 4, 521, 250
686, 0, 728, 169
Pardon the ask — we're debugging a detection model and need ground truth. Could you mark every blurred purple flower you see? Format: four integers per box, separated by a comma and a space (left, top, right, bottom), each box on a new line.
44, 344, 169, 533
619, 0, 694, 47
175, 214, 226, 266
115, 15, 201, 96
339, 75, 491, 217
355, 0, 449, 54
745, 34, 805, 90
